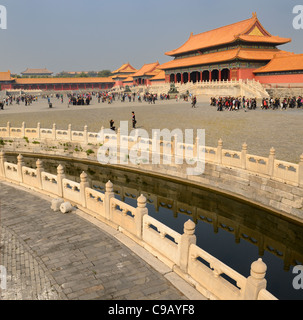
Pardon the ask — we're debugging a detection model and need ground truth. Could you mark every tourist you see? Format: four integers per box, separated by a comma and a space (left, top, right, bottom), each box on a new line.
191, 96, 197, 108
132, 111, 136, 129
110, 119, 116, 131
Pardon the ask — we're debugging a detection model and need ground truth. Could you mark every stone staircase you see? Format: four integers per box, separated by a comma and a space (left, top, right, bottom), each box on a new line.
183, 79, 269, 98
152, 79, 269, 98
110, 79, 270, 99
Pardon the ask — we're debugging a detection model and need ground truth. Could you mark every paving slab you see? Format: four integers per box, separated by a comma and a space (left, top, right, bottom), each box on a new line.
0, 181, 206, 300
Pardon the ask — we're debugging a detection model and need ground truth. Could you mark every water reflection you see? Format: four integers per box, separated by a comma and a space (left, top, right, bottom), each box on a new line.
6, 154, 303, 300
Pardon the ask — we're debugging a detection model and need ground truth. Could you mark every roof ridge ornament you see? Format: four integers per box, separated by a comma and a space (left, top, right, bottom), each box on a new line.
252, 12, 257, 18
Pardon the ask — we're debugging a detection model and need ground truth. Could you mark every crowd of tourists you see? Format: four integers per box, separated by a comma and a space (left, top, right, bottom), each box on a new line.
67, 93, 92, 106
1, 95, 38, 109
96, 91, 161, 104
210, 96, 303, 111
2, 90, 302, 112
261, 97, 303, 109
210, 96, 257, 111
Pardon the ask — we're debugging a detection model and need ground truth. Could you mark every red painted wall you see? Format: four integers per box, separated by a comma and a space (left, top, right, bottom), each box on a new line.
150, 80, 166, 85
255, 73, 303, 84
238, 68, 256, 80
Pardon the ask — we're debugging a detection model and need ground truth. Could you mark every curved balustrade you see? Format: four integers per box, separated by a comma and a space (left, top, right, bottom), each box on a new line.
1, 122, 303, 220
1, 122, 302, 184
0, 152, 277, 300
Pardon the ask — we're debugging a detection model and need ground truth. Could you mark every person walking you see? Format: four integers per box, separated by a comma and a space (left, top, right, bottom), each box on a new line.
132, 111, 136, 129
191, 96, 197, 108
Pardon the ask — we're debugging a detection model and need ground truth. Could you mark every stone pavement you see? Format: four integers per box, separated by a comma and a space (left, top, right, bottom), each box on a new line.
1, 96, 303, 163
0, 181, 205, 300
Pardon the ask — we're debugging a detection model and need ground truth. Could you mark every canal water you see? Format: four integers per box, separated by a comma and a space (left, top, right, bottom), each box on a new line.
6, 154, 303, 300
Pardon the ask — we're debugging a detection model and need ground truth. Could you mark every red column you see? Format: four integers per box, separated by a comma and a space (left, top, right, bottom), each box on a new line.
219, 70, 222, 81
188, 72, 191, 83
174, 74, 177, 83
200, 71, 202, 82
181, 73, 184, 84
209, 71, 212, 82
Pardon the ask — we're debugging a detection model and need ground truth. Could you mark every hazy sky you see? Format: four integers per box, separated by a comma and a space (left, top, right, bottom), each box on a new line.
1, 0, 302, 74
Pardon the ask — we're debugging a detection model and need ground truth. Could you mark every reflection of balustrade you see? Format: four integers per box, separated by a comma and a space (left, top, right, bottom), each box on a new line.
0, 152, 277, 300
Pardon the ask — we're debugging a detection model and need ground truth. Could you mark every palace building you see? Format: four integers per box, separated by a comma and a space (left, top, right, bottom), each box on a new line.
0, 71, 115, 91
111, 63, 137, 87
131, 62, 162, 86
116, 62, 165, 87
254, 53, 303, 85
21, 68, 53, 77
159, 13, 303, 85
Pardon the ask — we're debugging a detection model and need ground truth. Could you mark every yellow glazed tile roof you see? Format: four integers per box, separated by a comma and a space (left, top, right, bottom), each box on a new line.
254, 53, 303, 73
165, 14, 291, 57
159, 48, 287, 70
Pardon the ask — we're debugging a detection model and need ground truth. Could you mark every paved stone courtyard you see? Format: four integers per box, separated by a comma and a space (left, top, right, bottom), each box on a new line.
0, 95, 303, 163
0, 181, 204, 300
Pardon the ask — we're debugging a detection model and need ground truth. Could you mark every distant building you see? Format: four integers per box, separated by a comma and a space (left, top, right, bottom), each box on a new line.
131, 62, 161, 86
111, 62, 165, 87
111, 63, 137, 87
0, 71, 14, 90
21, 68, 53, 77
0, 71, 114, 91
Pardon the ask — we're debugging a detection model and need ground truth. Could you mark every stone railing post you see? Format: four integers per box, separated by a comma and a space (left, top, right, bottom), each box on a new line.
68, 124, 72, 141
152, 131, 159, 164
298, 154, 303, 187
105, 180, 115, 220
241, 142, 247, 169
244, 258, 268, 300
52, 123, 57, 140
36, 159, 44, 189
268, 147, 275, 177
0, 151, 6, 177
135, 194, 148, 239
100, 126, 104, 143
172, 134, 178, 159
134, 129, 139, 145
84, 125, 88, 144
217, 139, 223, 164
17, 154, 24, 183
37, 122, 41, 139
6, 122, 10, 137
195, 136, 200, 159
57, 164, 65, 197
21, 122, 26, 137
80, 171, 90, 208
179, 219, 196, 273
117, 127, 121, 148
